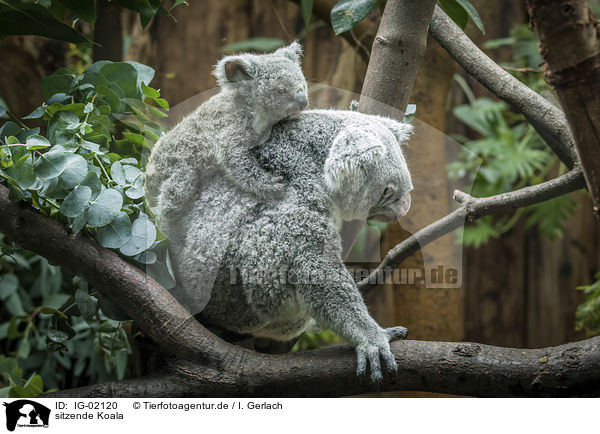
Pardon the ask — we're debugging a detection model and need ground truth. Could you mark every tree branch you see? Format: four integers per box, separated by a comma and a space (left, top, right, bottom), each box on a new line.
0, 185, 234, 366
429, 5, 578, 168
526, 0, 600, 219
49, 336, 600, 397
358, 0, 438, 116
358, 169, 586, 293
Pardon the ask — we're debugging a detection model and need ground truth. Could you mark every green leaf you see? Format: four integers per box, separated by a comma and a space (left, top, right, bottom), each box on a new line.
141, 82, 160, 98
0, 0, 92, 43
222, 37, 286, 53
34, 150, 69, 179
22, 105, 46, 120
47, 328, 69, 343
41, 73, 76, 100
301, 0, 313, 27
55, 0, 96, 24
84, 102, 94, 113
439, 0, 468, 29
4, 154, 35, 189
25, 135, 50, 150
99, 62, 139, 99
80, 171, 102, 199
527, 195, 577, 240
0, 274, 18, 301
96, 211, 131, 249
455, 0, 485, 34
17, 339, 30, 359
87, 188, 123, 227
110, 161, 127, 186
74, 288, 97, 321
122, 132, 145, 146
154, 97, 169, 110
330, 0, 376, 35
60, 185, 92, 217
59, 153, 88, 189
123, 165, 142, 184
5, 293, 25, 316
119, 215, 156, 256
0, 104, 6, 118
96, 85, 122, 113
125, 175, 144, 199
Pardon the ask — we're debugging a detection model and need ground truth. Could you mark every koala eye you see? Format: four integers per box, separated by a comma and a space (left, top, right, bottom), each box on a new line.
278, 87, 286, 94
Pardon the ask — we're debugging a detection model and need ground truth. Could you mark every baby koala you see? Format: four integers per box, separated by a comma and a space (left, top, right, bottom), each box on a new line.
145, 42, 309, 233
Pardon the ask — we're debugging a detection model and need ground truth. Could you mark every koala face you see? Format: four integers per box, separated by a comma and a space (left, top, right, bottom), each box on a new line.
214, 42, 308, 129
324, 118, 413, 224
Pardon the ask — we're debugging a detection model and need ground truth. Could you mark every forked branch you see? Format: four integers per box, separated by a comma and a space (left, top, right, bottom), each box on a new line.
358, 169, 586, 293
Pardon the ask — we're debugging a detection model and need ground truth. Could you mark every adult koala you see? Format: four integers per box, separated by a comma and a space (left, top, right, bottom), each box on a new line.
170, 110, 413, 382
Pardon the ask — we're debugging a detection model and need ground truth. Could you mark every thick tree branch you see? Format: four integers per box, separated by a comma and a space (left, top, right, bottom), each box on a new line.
0, 185, 234, 366
358, 0, 438, 116
429, 6, 578, 168
50, 336, 600, 397
358, 169, 586, 293
526, 0, 600, 218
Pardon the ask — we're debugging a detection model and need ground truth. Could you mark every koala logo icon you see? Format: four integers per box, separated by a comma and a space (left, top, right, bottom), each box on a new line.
3, 400, 50, 431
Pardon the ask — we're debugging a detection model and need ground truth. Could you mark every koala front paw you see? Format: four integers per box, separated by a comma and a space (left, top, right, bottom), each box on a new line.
355, 341, 398, 383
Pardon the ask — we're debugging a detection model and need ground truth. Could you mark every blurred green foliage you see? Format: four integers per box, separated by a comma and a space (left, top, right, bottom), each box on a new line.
448, 24, 579, 248
576, 272, 600, 337
0, 0, 186, 43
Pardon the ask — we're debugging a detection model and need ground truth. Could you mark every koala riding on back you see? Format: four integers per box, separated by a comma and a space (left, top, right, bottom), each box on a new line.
144, 42, 309, 236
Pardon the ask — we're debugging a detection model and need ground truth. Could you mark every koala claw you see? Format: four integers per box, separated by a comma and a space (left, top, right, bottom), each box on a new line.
356, 342, 398, 383
385, 325, 408, 341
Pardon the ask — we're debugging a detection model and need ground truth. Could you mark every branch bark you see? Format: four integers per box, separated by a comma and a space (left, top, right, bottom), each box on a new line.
358, 0, 438, 116
50, 336, 600, 397
429, 6, 578, 168
358, 169, 586, 293
526, 0, 600, 217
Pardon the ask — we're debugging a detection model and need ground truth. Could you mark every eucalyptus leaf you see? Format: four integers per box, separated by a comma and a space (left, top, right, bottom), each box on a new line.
87, 188, 123, 227
0, 274, 18, 301
60, 185, 92, 218
96, 211, 131, 249
119, 215, 156, 256
80, 172, 102, 199
59, 153, 88, 189
74, 288, 97, 321
110, 161, 127, 186
330, 0, 376, 35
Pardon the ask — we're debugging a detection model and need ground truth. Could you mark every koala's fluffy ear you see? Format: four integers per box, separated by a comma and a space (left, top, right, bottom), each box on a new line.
375, 117, 413, 146
214, 56, 256, 87
324, 126, 386, 195
274, 41, 303, 64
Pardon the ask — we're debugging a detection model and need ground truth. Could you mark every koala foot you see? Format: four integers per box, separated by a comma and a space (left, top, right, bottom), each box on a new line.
355, 341, 398, 383
385, 325, 408, 341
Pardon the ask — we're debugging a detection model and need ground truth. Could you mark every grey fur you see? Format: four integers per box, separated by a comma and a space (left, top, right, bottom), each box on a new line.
145, 41, 309, 236
167, 109, 413, 382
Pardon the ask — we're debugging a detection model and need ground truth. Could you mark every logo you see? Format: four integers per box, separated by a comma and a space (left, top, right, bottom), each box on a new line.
3, 400, 50, 432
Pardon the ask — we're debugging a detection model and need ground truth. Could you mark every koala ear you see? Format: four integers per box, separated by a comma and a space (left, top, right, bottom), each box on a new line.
375, 117, 413, 146
214, 56, 256, 87
274, 41, 303, 64
324, 126, 386, 196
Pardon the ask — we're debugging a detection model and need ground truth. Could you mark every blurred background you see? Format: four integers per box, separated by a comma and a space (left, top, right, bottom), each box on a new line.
1, 0, 600, 393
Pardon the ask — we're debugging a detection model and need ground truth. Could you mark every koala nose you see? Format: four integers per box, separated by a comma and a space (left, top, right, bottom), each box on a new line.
395, 192, 412, 221
295, 90, 308, 109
